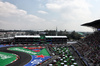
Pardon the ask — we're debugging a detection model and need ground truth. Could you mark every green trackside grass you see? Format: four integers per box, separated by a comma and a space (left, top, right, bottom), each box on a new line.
8, 47, 50, 56
8, 47, 37, 55
0, 52, 17, 66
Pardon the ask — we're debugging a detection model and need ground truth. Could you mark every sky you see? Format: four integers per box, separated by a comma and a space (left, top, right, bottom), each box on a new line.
0, 0, 100, 32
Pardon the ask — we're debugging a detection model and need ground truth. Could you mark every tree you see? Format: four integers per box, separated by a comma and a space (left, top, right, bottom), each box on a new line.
68, 31, 82, 40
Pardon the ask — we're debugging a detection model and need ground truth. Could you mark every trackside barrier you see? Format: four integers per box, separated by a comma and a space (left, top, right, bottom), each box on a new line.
71, 45, 90, 66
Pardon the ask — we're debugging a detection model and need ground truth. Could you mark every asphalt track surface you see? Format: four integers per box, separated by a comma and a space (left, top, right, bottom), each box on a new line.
0, 46, 32, 66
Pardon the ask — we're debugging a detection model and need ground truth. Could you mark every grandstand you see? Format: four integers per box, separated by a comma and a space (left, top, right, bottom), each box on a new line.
73, 19, 100, 66
14, 35, 67, 44
0, 37, 14, 44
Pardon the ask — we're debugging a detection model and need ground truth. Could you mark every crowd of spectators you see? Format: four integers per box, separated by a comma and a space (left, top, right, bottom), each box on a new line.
73, 31, 100, 66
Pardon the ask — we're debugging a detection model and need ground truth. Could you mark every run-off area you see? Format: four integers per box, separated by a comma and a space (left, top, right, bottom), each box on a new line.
0, 52, 17, 66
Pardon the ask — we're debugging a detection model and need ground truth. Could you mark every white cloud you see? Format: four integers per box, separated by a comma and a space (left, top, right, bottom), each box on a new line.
46, 0, 91, 20
46, 3, 62, 10
0, 1, 54, 30
45, 0, 93, 31
0, 0, 94, 32
38, 10, 48, 14
46, 0, 90, 9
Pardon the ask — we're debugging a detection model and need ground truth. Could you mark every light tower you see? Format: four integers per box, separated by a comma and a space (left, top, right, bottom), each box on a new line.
56, 27, 58, 36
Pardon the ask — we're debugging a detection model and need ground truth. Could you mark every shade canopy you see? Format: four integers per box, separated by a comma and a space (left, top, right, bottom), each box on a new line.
81, 19, 100, 29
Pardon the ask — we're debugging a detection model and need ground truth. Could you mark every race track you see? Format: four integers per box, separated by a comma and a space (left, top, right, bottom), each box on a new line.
0, 47, 32, 66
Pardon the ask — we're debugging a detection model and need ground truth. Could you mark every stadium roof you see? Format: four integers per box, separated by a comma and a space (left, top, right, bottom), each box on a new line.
15, 35, 67, 38
46, 36, 67, 38
15, 35, 40, 38
81, 19, 100, 29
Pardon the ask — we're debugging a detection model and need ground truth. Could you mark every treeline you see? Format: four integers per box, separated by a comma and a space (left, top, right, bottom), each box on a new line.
26, 30, 90, 40
43, 30, 88, 40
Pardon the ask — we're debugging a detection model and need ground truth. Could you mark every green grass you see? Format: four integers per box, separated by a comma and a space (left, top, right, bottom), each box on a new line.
8, 47, 50, 56
8, 47, 37, 55
0, 52, 17, 66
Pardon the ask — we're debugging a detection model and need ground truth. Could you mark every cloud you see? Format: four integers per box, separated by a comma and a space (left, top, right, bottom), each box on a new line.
38, 10, 48, 14
0, 0, 94, 32
46, 0, 90, 9
46, 3, 62, 10
45, 0, 93, 31
0, 1, 55, 30
46, 0, 91, 20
